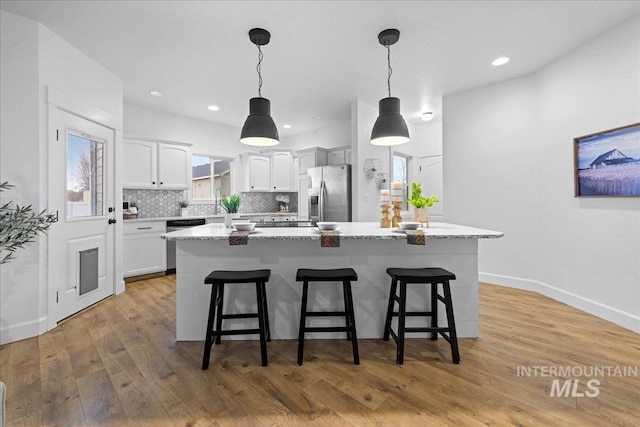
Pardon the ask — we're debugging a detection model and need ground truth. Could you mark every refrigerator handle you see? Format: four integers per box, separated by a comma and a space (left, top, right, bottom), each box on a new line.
319, 180, 325, 222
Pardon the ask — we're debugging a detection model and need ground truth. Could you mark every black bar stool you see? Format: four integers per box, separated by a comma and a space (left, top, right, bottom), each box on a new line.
383, 267, 460, 364
202, 269, 271, 369
296, 268, 359, 365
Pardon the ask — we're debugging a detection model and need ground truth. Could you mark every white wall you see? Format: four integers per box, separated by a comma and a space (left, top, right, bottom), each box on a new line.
0, 11, 42, 344
444, 15, 640, 332
0, 11, 123, 344
124, 103, 240, 159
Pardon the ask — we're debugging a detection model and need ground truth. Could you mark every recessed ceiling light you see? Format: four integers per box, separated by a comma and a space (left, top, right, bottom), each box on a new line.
492, 57, 510, 66
283, 124, 292, 129
421, 112, 434, 122
208, 105, 219, 111
149, 91, 163, 97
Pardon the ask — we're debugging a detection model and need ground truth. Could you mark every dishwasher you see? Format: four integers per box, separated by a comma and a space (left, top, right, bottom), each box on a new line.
166, 218, 206, 273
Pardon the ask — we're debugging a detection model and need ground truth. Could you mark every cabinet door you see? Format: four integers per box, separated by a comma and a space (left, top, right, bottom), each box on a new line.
297, 176, 309, 219
271, 151, 292, 191
328, 149, 345, 165
124, 140, 157, 188
249, 155, 271, 191
123, 222, 166, 277
158, 144, 190, 189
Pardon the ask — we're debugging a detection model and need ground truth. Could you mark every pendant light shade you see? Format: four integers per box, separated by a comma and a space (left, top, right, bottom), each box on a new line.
240, 97, 279, 146
240, 28, 279, 146
370, 97, 410, 146
370, 29, 410, 146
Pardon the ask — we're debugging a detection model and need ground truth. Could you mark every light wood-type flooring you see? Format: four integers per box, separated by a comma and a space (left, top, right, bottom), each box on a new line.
1, 276, 639, 426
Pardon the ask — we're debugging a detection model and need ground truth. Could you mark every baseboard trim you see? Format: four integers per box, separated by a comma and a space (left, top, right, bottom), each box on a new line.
479, 272, 640, 334
0, 316, 48, 345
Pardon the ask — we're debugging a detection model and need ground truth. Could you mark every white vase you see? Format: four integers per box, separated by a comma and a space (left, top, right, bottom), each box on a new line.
180, 208, 189, 217
224, 212, 239, 228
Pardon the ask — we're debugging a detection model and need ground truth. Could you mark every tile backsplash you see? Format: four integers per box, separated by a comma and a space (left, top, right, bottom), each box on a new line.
237, 192, 298, 214
123, 189, 188, 218
123, 189, 298, 218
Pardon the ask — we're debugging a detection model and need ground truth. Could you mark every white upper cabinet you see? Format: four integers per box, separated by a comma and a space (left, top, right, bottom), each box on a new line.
123, 140, 157, 189
241, 151, 294, 192
158, 144, 190, 189
124, 138, 191, 189
240, 153, 271, 191
328, 147, 352, 165
296, 147, 328, 175
270, 151, 293, 191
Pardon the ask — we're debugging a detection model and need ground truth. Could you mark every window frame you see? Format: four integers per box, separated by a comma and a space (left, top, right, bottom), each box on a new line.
190, 153, 233, 204
391, 151, 411, 211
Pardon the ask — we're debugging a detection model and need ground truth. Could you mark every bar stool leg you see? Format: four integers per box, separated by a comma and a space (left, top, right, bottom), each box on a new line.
342, 281, 352, 340
397, 281, 407, 365
255, 281, 268, 367
383, 279, 397, 341
345, 281, 360, 365
261, 281, 271, 342
214, 283, 225, 345
443, 280, 460, 364
431, 281, 439, 341
297, 281, 309, 365
202, 283, 219, 370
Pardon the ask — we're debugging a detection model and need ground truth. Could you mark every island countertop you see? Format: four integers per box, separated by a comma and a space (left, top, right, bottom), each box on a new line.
162, 221, 504, 241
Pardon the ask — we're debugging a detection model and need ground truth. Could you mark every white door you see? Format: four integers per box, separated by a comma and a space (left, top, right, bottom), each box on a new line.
49, 110, 116, 322
418, 155, 444, 220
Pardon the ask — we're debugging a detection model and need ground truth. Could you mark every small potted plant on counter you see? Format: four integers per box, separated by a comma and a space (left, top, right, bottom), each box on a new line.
220, 194, 241, 228
408, 182, 438, 227
179, 200, 189, 217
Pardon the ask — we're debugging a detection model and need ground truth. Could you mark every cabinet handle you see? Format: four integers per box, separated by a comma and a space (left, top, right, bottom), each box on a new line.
137, 226, 152, 230
160, 182, 163, 185
152, 181, 156, 184
108, 218, 117, 224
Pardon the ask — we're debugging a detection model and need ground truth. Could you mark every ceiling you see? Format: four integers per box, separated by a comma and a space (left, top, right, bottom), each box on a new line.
2, 1, 639, 137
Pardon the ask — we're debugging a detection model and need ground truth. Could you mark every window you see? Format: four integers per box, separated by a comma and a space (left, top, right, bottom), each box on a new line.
192, 154, 231, 200
393, 153, 409, 210
66, 132, 104, 218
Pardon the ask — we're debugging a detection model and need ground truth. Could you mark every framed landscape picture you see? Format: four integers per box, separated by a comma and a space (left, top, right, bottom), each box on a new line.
574, 123, 640, 197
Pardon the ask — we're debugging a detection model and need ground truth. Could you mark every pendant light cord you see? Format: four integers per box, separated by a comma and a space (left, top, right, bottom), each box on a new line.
386, 44, 392, 98
256, 45, 264, 97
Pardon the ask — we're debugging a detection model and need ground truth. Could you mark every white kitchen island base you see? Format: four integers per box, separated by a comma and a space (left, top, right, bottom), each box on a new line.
166, 222, 503, 341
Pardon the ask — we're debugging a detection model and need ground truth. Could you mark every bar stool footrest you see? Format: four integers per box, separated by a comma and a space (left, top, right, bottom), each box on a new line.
305, 311, 348, 317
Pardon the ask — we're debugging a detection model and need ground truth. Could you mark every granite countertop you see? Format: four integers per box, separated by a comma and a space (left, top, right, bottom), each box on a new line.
123, 212, 299, 222
162, 222, 504, 241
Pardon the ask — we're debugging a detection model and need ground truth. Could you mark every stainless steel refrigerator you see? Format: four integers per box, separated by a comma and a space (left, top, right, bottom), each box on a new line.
308, 164, 352, 222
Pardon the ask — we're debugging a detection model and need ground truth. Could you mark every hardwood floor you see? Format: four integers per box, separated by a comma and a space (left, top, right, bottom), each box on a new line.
1, 276, 638, 426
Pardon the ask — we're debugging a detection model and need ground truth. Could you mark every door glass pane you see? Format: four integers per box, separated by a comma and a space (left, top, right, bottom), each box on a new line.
67, 133, 104, 218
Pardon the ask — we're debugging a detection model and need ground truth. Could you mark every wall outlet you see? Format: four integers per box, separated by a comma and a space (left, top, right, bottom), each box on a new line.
362, 193, 369, 202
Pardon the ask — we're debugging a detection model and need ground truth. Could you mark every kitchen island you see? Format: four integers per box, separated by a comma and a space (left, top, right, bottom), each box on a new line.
163, 222, 503, 341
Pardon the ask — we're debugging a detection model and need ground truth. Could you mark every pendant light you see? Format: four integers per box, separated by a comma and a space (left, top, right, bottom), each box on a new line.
370, 29, 410, 146
240, 28, 279, 146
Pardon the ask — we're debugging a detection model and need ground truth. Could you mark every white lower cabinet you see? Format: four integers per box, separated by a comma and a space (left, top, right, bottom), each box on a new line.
123, 221, 167, 277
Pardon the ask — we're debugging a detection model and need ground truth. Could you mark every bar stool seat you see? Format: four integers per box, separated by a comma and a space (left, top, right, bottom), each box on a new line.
383, 267, 460, 364
202, 269, 271, 369
296, 268, 359, 365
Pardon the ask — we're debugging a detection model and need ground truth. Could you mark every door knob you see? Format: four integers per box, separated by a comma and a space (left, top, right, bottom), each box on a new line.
108, 218, 117, 224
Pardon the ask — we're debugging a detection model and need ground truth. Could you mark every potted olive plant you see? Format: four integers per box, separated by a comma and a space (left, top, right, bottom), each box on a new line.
407, 182, 438, 227
220, 194, 241, 228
